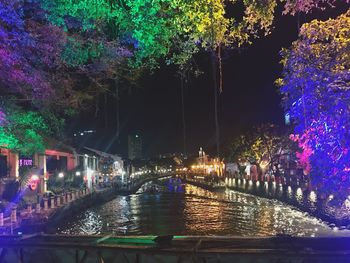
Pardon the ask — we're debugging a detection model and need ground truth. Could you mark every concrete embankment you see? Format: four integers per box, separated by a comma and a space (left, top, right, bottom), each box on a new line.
181, 178, 225, 192
12, 175, 170, 234
225, 178, 350, 228
45, 188, 116, 232
183, 176, 350, 228
45, 175, 170, 232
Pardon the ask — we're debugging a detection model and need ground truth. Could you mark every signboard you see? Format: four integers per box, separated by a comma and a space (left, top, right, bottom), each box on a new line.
19, 159, 33, 167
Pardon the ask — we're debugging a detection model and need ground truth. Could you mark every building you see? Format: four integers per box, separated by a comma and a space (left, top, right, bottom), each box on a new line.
191, 147, 225, 176
128, 134, 142, 160
84, 147, 125, 183
0, 140, 102, 194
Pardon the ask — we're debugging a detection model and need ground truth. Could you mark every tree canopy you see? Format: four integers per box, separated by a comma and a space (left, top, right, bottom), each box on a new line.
279, 10, 350, 197
0, 106, 51, 155
1, 0, 348, 156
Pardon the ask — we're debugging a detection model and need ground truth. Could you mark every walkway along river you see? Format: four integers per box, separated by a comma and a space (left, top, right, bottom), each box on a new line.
56, 179, 350, 237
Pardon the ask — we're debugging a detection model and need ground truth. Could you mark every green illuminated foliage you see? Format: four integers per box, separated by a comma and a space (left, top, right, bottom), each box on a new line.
0, 109, 50, 155
40, 0, 278, 67
61, 37, 105, 67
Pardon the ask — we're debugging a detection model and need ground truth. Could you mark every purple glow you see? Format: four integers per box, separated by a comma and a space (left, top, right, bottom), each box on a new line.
19, 159, 33, 167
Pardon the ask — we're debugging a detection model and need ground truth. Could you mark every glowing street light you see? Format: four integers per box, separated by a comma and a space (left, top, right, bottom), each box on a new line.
30, 174, 39, 181
58, 172, 64, 178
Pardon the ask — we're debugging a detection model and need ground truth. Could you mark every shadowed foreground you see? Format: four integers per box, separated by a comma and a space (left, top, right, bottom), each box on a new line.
1, 234, 350, 262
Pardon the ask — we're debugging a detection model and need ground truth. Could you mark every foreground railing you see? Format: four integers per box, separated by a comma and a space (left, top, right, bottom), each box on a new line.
0, 234, 350, 263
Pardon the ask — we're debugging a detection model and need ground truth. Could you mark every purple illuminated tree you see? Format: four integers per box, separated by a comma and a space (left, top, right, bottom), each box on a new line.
278, 10, 350, 198
0, 0, 66, 101
283, 0, 350, 15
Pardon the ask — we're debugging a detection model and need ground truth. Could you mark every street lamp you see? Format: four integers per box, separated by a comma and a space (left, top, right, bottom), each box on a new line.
58, 172, 64, 178
75, 171, 81, 176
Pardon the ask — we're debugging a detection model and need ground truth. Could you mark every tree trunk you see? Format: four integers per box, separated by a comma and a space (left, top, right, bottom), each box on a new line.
95, 94, 99, 117
115, 78, 120, 140
209, 0, 221, 158
104, 93, 108, 128
211, 49, 220, 157
180, 74, 187, 157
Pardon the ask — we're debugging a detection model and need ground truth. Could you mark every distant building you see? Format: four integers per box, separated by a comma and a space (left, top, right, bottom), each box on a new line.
191, 147, 225, 176
84, 147, 125, 183
128, 134, 142, 160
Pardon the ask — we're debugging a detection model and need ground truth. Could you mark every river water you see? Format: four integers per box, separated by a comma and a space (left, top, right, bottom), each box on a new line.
56, 180, 350, 237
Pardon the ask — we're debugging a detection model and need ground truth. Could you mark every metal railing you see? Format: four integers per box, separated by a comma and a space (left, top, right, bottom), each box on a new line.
1, 234, 350, 263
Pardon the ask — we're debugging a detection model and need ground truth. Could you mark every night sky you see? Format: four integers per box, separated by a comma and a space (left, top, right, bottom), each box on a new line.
67, 4, 348, 158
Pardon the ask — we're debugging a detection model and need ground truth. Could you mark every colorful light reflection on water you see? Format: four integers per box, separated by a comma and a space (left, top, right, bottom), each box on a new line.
57, 184, 350, 237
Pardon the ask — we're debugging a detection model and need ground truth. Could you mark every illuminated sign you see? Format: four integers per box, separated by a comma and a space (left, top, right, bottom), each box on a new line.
19, 159, 33, 167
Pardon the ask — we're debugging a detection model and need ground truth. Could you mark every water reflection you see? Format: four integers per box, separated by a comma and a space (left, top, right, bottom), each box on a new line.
59, 210, 103, 235
296, 188, 303, 203
57, 183, 350, 237
287, 186, 293, 199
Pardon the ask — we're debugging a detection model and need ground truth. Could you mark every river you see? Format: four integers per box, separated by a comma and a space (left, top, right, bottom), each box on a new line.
56, 180, 350, 237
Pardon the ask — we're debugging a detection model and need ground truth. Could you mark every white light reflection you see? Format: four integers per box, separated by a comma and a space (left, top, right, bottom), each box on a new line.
79, 211, 103, 235
296, 188, 303, 202
309, 191, 317, 203
344, 199, 350, 210
287, 186, 293, 199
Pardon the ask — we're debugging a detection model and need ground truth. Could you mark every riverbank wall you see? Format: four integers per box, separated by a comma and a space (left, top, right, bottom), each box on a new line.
12, 174, 171, 234
45, 188, 116, 232
45, 175, 171, 232
183, 175, 350, 228
181, 178, 225, 192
